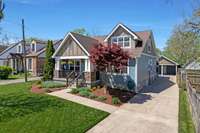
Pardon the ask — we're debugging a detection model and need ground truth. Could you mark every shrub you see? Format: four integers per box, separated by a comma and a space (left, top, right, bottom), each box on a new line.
78, 87, 91, 92
0, 66, 12, 79
79, 91, 91, 97
41, 81, 65, 88
96, 96, 107, 101
112, 97, 121, 105
71, 88, 79, 94
35, 80, 42, 85
89, 94, 97, 99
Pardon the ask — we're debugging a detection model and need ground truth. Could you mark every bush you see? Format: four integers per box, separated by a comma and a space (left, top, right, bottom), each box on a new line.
78, 87, 91, 92
89, 94, 97, 99
0, 66, 12, 79
112, 97, 121, 105
35, 80, 42, 85
41, 81, 65, 88
79, 91, 91, 97
71, 88, 79, 94
96, 96, 107, 101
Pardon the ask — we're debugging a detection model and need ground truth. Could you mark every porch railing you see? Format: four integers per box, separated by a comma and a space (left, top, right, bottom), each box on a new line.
66, 71, 87, 88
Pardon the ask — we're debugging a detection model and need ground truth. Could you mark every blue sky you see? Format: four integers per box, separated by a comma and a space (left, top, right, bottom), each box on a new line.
1, 0, 194, 50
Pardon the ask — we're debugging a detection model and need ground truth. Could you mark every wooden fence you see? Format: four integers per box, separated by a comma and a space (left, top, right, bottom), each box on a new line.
182, 69, 200, 133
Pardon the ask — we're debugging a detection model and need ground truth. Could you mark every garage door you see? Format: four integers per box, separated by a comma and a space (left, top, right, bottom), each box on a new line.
163, 66, 176, 75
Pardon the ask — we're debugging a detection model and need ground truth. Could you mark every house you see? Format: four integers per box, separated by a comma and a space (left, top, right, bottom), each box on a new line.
53, 23, 158, 92
0, 45, 8, 53
0, 39, 62, 76
158, 55, 179, 76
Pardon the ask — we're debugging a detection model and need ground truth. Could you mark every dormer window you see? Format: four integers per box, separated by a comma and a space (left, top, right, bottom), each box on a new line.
111, 36, 131, 48
17, 44, 22, 53
31, 43, 36, 52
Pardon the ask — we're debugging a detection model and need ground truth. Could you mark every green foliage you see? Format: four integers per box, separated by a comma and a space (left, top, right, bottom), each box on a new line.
179, 89, 195, 133
112, 97, 121, 105
0, 66, 12, 79
71, 88, 79, 94
41, 81, 65, 88
0, 82, 109, 133
43, 40, 55, 81
163, 11, 200, 65
79, 91, 91, 97
89, 94, 97, 99
72, 28, 90, 36
96, 96, 107, 101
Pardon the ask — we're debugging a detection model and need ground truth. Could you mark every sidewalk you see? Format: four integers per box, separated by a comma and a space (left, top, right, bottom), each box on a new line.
48, 89, 118, 113
0, 77, 41, 85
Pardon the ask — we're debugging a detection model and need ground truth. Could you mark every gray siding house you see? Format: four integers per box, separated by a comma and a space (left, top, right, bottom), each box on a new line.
53, 23, 158, 92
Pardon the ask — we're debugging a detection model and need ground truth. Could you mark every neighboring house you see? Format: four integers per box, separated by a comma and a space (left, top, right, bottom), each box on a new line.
158, 55, 179, 76
0, 45, 8, 53
0, 39, 62, 76
53, 23, 158, 92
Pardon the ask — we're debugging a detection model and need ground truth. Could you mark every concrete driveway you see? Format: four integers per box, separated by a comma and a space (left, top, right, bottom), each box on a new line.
88, 76, 179, 133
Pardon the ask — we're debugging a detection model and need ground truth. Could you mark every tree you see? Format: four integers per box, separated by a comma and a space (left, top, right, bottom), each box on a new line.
0, 0, 4, 21
90, 43, 130, 72
72, 28, 89, 36
43, 40, 55, 81
163, 24, 200, 65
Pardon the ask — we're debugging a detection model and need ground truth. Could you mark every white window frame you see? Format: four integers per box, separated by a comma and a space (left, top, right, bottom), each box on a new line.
27, 58, 33, 71
17, 44, 22, 53
111, 36, 131, 48
31, 43, 36, 52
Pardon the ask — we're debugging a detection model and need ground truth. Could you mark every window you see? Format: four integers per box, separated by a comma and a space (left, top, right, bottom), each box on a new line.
147, 45, 151, 53
28, 58, 32, 70
111, 36, 131, 48
17, 45, 22, 53
31, 43, 36, 52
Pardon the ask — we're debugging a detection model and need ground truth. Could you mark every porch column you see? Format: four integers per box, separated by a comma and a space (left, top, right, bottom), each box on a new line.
84, 59, 91, 72
161, 65, 164, 76
55, 59, 61, 78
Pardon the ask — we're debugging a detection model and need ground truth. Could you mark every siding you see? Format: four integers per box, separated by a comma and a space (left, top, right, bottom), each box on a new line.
100, 59, 136, 91
56, 36, 86, 57
137, 54, 157, 91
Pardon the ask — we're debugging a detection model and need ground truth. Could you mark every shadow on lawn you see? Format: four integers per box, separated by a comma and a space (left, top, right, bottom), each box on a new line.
0, 93, 64, 122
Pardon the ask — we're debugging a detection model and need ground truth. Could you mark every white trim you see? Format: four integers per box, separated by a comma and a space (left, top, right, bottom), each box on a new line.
160, 64, 177, 66
17, 43, 22, 53
104, 23, 139, 42
135, 58, 138, 90
160, 55, 179, 65
31, 42, 36, 52
141, 53, 157, 58
111, 35, 131, 48
52, 32, 90, 58
55, 56, 89, 60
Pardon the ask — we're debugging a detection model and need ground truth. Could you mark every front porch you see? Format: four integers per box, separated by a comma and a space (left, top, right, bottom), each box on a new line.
54, 57, 98, 87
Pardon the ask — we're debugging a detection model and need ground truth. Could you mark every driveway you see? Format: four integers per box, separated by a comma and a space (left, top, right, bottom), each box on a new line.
88, 76, 179, 133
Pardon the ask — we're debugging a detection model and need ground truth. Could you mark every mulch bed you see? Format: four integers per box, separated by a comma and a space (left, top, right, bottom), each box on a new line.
75, 87, 135, 106
31, 85, 65, 94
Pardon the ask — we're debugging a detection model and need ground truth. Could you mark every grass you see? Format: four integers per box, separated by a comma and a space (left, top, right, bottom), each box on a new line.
0, 82, 109, 133
8, 73, 32, 80
179, 89, 195, 133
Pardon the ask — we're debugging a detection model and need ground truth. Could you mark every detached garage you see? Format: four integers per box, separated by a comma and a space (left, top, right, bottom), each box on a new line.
158, 56, 179, 76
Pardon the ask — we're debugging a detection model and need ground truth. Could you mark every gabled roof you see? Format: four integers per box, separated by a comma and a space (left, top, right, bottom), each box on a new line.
104, 23, 142, 42
53, 32, 99, 57
185, 58, 200, 70
159, 55, 179, 65
0, 41, 22, 56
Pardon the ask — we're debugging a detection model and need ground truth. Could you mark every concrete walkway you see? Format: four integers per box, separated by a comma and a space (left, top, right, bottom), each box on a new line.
0, 77, 41, 85
48, 89, 118, 113
88, 76, 179, 133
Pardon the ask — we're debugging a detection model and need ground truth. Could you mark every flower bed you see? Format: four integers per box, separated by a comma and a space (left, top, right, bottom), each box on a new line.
70, 86, 135, 106
31, 81, 66, 93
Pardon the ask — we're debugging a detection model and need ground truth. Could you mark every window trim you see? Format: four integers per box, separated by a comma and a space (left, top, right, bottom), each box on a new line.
27, 58, 33, 71
111, 36, 131, 48
31, 43, 36, 52
17, 44, 22, 53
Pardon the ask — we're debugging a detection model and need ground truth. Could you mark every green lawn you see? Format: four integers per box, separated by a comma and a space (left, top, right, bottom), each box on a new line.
0, 82, 109, 133
179, 89, 195, 133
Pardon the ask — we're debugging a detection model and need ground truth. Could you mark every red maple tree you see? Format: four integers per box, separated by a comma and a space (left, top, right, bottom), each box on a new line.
90, 43, 130, 72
